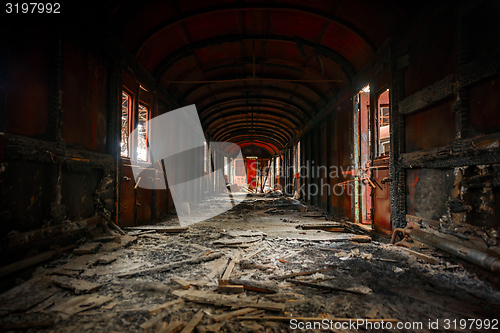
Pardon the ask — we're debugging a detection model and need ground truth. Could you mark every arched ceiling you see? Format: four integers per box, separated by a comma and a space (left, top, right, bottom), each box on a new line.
99, 0, 412, 157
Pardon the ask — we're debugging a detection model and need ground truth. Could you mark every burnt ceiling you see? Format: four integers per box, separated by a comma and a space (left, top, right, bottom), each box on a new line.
96, 0, 417, 157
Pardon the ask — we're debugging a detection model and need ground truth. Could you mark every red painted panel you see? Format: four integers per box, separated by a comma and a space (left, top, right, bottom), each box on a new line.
137, 24, 189, 72
246, 159, 257, 188
121, 1, 176, 52
243, 10, 269, 36
320, 22, 373, 72
268, 11, 324, 41
184, 12, 239, 43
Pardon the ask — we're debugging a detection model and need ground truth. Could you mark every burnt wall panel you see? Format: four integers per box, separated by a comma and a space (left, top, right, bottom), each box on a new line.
61, 168, 102, 221
405, 99, 455, 153
61, 36, 109, 153
406, 168, 455, 221
5, 29, 50, 139
1, 161, 55, 236
469, 77, 500, 136
462, 165, 500, 229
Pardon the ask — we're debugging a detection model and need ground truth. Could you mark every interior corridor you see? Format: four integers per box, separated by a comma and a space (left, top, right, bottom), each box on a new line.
1, 0, 500, 332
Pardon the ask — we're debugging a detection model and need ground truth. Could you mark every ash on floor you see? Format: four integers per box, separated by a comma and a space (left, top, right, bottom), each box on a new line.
1, 195, 499, 333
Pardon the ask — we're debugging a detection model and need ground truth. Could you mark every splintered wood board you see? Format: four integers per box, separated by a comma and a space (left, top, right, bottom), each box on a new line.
50, 295, 114, 315
51, 276, 102, 294
0, 275, 59, 313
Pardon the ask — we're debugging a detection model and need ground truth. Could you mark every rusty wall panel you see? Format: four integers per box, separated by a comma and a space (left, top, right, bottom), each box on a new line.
6, 29, 50, 139
120, 164, 135, 227
62, 36, 109, 153
340, 100, 353, 220
372, 157, 391, 234
136, 188, 152, 224
405, 100, 455, 153
1, 161, 55, 236
61, 168, 101, 220
470, 77, 500, 135
406, 168, 455, 221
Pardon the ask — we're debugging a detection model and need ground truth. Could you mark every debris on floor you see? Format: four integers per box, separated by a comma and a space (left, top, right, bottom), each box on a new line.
0, 195, 499, 332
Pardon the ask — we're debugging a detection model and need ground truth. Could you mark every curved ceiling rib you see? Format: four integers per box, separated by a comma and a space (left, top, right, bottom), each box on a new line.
219, 141, 278, 157
208, 118, 295, 141
179, 80, 328, 107
200, 98, 310, 125
216, 132, 285, 151
172, 73, 334, 103
203, 113, 300, 136
126, 5, 378, 54
151, 35, 357, 82
168, 58, 347, 90
196, 91, 316, 121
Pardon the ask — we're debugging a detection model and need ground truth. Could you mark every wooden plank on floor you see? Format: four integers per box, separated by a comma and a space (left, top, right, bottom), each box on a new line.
394, 246, 439, 264
218, 251, 241, 286
51, 276, 102, 294
212, 308, 257, 322
180, 310, 204, 333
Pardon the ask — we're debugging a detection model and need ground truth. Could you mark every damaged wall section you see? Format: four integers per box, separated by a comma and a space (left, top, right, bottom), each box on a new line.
295, 1, 500, 237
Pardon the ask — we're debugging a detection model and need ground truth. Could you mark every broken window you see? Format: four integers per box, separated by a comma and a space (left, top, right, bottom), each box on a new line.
276, 156, 281, 178
120, 91, 132, 158
377, 90, 390, 156
235, 159, 245, 177
137, 103, 149, 162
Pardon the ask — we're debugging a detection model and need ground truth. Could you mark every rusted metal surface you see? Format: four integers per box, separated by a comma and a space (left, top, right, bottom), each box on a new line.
392, 223, 500, 273
404, 100, 455, 153
406, 168, 454, 222
372, 158, 391, 235
119, 164, 135, 227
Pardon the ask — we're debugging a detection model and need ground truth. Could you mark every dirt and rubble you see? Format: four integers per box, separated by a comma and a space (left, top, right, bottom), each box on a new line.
1, 194, 500, 332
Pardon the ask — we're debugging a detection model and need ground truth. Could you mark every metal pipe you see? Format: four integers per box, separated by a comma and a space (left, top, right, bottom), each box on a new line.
390, 228, 408, 245
401, 227, 500, 273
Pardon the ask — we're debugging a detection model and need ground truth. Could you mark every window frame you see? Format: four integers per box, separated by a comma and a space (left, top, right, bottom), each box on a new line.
120, 89, 134, 159
136, 101, 150, 163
